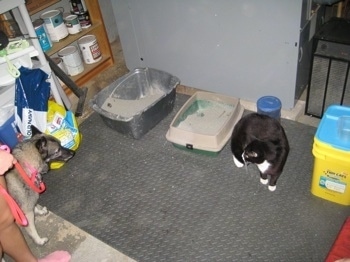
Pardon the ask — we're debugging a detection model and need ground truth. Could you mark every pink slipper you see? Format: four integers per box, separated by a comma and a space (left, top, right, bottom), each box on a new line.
38, 251, 71, 262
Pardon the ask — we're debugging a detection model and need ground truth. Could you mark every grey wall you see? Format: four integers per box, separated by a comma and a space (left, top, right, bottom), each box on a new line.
99, 0, 119, 43
114, 0, 312, 109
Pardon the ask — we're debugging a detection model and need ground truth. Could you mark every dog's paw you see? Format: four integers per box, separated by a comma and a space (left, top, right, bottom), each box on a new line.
34, 205, 48, 216
35, 237, 49, 246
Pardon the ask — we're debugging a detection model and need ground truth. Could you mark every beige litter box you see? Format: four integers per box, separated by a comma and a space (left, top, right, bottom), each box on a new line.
166, 91, 244, 156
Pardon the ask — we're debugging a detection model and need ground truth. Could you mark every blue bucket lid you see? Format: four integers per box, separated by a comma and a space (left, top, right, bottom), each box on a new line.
315, 105, 350, 151
257, 96, 282, 112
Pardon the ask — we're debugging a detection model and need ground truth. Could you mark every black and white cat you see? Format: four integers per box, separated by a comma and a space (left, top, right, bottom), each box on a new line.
230, 113, 289, 191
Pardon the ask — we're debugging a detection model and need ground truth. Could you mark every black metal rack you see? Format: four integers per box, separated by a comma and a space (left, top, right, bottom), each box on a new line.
305, 17, 350, 118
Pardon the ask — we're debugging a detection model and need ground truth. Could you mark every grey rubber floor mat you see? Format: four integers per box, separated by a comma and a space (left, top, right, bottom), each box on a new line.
39, 94, 350, 262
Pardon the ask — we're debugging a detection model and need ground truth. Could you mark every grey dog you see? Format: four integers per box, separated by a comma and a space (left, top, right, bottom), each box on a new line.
5, 126, 75, 245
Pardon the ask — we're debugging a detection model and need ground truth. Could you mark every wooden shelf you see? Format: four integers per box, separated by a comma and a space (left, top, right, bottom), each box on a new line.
30, 0, 114, 91
46, 22, 102, 56
26, 0, 60, 15
70, 55, 113, 87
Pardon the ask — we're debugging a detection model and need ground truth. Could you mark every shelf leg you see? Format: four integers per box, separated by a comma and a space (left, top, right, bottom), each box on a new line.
17, 3, 65, 106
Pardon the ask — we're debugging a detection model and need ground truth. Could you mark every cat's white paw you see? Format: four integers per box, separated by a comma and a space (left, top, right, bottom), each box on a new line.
260, 178, 268, 185
268, 185, 276, 192
233, 155, 244, 168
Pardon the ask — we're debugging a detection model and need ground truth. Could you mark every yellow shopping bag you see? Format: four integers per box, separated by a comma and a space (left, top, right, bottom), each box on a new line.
46, 101, 82, 169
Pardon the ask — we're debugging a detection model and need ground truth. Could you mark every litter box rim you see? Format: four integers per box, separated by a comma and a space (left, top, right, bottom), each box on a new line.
166, 91, 244, 153
89, 67, 180, 122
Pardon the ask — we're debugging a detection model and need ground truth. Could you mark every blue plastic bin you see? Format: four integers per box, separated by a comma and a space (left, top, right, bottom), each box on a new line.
257, 96, 282, 120
0, 115, 19, 149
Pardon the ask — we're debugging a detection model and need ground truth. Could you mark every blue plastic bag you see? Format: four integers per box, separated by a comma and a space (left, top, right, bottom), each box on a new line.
15, 67, 50, 139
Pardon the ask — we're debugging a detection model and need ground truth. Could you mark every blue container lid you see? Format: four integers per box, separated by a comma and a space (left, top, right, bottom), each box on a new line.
315, 105, 350, 151
257, 96, 282, 112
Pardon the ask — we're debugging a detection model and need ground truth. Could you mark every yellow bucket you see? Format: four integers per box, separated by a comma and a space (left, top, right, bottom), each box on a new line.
311, 105, 350, 205
311, 137, 350, 205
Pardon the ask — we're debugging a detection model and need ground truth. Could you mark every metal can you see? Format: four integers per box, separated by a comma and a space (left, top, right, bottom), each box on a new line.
52, 57, 67, 74
77, 10, 92, 29
78, 34, 102, 64
58, 45, 84, 76
70, 0, 88, 14
64, 14, 82, 35
40, 10, 69, 42
33, 19, 52, 52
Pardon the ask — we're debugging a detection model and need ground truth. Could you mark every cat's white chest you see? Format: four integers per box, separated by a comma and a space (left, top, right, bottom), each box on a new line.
257, 160, 270, 173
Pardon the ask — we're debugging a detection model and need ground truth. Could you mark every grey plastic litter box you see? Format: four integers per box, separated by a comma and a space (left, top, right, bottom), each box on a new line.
90, 68, 180, 139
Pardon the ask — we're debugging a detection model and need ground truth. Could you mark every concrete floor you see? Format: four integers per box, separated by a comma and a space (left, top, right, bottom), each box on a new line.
4, 39, 136, 262
5, 38, 320, 262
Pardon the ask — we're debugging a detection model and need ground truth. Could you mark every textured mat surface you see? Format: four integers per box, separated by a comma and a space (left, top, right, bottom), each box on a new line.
40, 94, 350, 262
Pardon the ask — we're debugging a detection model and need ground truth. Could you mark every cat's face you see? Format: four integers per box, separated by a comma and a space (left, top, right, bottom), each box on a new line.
243, 140, 266, 164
